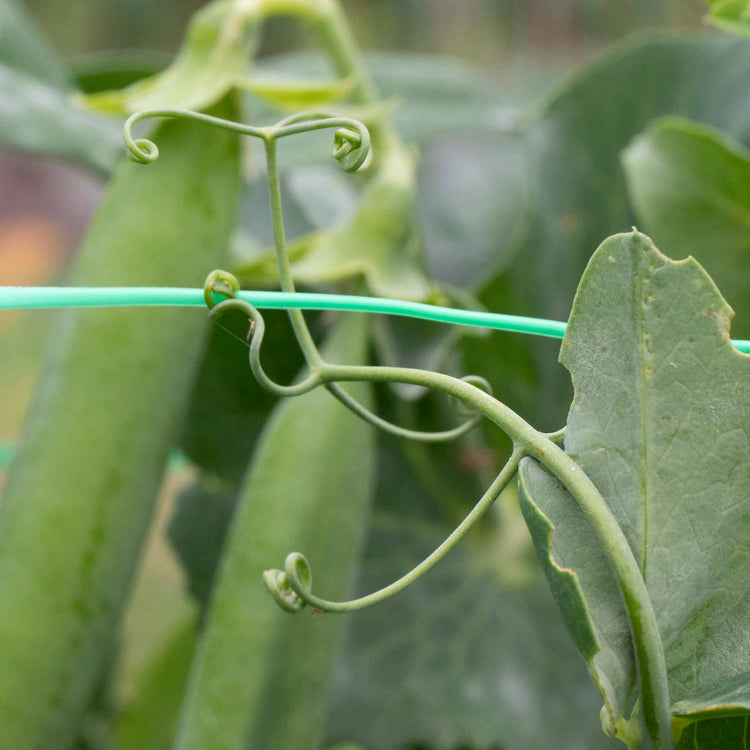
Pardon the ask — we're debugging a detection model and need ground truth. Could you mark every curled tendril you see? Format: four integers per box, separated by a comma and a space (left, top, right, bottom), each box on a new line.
209, 296, 322, 398
122, 107, 371, 175
204, 268, 241, 309
263, 446, 524, 614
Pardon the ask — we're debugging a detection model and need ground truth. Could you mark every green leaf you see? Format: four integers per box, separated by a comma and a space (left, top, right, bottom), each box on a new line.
82, 0, 258, 114
73, 50, 169, 94
325, 442, 619, 750
518, 233, 750, 739
464, 33, 750, 437
253, 51, 507, 142
672, 672, 750, 720
0, 0, 69, 87
175, 314, 376, 750
623, 117, 750, 336
675, 716, 750, 749
705, 0, 750, 37
0, 62, 121, 172
418, 129, 531, 291
238, 72, 355, 109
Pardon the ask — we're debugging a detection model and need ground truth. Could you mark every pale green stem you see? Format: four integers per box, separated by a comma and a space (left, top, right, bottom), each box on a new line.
263, 137, 324, 366
284, 444, 523, 612
310, 361, 672, 750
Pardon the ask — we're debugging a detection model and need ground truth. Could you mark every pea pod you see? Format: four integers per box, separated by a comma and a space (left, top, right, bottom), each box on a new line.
175, 313, 375, 750
0, 98, 240, 747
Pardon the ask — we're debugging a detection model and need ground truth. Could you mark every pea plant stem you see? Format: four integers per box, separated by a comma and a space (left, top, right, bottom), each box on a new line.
316, 361, 673, 750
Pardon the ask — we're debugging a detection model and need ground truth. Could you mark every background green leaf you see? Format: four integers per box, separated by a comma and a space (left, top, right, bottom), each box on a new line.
463, 33, 750, 440
623, 117, 750, 336
0, 63, 121, 172
0, 0, 69, 87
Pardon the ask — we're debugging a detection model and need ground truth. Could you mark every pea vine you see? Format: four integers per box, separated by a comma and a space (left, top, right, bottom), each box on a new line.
127, 108, 673, 749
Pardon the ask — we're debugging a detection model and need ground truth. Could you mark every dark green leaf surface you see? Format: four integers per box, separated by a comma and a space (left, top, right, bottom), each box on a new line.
623, 117, 750, 336
253, 51, 507, 143
0, 0, 69, 87
175, 314, 376, 750
0, 62, 121, 172
167, 482, 238, 612
675, 716, 750, 749
465, 33, 750, 434
326, 443, 619, 750
518, 233, 750, 740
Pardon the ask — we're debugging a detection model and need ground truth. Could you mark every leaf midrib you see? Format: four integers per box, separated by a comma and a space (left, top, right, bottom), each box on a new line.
634, 243, 652, 579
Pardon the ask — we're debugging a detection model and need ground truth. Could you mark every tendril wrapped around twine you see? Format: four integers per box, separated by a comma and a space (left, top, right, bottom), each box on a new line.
128, 108, 673, 748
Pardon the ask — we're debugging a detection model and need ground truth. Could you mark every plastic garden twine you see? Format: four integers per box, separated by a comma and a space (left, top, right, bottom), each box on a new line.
1, 285, 748, 353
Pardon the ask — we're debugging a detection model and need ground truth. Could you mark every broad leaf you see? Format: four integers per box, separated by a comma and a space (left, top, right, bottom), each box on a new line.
0, 63, 121, 172
623, 117, 750, 336
82, 0, 258, 114
325, 442, 619, 750
464, 33, 750, 437
73, 50, 169, 94
252, 51, 507, 142
237, 72, 355, 109
675, 716, 750, 749
705, 0, 750, 36
175, 314, 376, 750
0, 0, 69, 87
418, 129, 531, 291
518, 233, 750, 743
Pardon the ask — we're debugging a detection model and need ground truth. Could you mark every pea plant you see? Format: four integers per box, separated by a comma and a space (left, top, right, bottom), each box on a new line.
0, 1, 748, 749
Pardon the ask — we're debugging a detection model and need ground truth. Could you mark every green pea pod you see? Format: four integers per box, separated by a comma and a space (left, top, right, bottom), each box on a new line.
175, 313, 375, 750
0, 98, 240, 747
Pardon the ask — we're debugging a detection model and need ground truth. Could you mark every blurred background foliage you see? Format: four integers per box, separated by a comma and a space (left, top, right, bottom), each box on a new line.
0, 1, 747, 749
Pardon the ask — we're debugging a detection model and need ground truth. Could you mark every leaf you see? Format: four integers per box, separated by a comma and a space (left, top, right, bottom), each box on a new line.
237, 72, 355, 109
252, 51, 508, 142
517, 233, 750, 739
0, 0, 69, 87
623, 117, 750, 336
672, 672, 750, 720
418, 129, 531, 291
464, 32, 750, 437
175, 314, 376, 750
73, 50, 169, 94
0, 62, 121, 172
82, 0, 258, 114
705, 0, 750, 37
675, 716, 750, 749
325, 442, 619, 750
